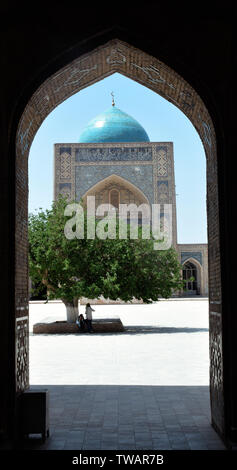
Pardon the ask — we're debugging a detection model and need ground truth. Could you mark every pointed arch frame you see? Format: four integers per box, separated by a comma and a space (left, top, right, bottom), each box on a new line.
14, 39, 223, 438
81, 173, 150, 206
182, 257, 203, 295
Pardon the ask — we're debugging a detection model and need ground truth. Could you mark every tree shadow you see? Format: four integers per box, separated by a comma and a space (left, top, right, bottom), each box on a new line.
122, 326, 209, 335
30, 326, 209, 337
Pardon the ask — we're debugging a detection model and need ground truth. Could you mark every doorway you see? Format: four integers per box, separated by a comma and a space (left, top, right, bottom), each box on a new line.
15, 38, 224, 441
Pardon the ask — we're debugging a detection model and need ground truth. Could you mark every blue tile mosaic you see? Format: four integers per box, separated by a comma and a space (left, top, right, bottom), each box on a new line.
181, 252, 202, 265
59, 147, 71, 155
156, 145, 168, 153
75, 146, 152, 162
75, 165, 153, 204
157, 180, 168, 188
59, 183, 71, 190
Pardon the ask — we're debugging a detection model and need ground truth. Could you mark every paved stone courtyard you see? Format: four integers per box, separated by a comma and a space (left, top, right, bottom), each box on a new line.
27, 299, 226, 450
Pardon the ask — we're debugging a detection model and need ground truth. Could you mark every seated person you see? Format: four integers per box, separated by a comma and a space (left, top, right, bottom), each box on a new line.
76, 313, 86, 331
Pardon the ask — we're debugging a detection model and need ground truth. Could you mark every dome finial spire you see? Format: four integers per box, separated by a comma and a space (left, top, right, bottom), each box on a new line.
111, 91, 115, 107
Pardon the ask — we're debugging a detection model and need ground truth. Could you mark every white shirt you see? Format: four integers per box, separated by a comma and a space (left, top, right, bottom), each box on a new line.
85, 306, 94, 320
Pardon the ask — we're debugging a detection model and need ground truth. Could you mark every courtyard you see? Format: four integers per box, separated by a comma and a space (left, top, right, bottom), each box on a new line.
27, 298, 226, 450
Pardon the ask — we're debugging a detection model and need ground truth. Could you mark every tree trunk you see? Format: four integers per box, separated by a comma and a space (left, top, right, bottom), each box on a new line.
63, 298, 79, 323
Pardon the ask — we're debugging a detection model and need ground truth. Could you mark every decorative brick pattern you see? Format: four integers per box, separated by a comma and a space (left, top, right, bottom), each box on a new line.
155, 146, 168, 176
16, 40, 216, 162
16, 317, 29, 393
209, 310, 224, 434
60, 152, 72, 179
157, 180, 169, 203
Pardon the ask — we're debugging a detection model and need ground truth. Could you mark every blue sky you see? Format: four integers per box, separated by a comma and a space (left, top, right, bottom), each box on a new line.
29, 72, 207, 244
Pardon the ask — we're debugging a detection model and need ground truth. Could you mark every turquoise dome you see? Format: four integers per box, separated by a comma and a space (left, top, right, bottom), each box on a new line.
78, 106, 150, 143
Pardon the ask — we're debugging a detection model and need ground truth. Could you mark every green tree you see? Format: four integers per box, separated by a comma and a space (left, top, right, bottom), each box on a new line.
29, 196, 183, 322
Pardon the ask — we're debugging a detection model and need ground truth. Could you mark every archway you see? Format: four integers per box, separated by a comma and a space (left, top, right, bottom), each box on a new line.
15, 39, 223, 439
80, 174, 150, 210
182, 260, 200, 296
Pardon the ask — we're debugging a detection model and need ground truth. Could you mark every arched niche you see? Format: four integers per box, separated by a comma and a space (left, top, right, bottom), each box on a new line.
81, 173, 150, 210
182, 258, 202, 295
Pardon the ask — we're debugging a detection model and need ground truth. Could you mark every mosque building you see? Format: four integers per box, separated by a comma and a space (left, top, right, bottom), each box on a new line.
54, 96, 208, 296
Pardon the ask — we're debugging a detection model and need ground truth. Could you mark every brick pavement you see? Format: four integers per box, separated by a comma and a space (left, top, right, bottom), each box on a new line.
22, 385, 225, 450
25, 300, 226, 450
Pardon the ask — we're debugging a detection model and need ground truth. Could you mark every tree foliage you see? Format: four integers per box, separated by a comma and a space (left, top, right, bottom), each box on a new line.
29, 196, 183, 307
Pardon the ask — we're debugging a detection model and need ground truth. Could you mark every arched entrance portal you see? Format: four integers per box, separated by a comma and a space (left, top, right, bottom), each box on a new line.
182, 261, 199, 295
15, 39, 224, 440
81, 174, 150, 211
